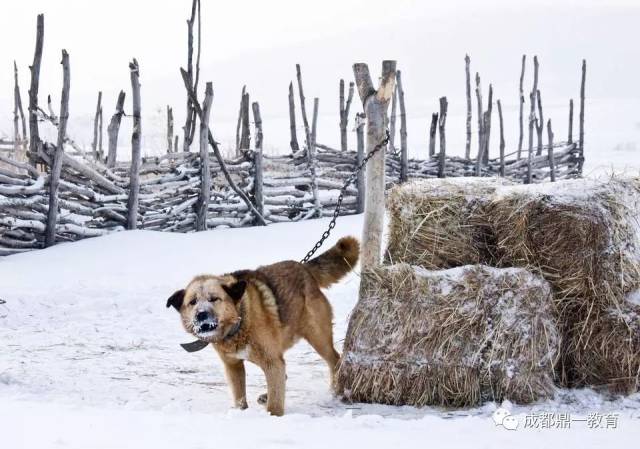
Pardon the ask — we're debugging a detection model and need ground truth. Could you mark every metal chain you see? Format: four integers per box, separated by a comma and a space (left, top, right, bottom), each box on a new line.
300, 130, 390, 263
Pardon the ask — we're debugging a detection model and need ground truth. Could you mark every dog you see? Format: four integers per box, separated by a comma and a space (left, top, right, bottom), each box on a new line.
166, 236, 359, 416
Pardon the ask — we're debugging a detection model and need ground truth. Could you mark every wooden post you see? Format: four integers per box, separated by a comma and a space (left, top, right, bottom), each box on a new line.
167, 105, 174, 153
196, 83, 213, 231
428, 112, 438, 158
127, 59, 142, 230
517, 55, 526, 159
483, 84, 493, 164
239, 91, 251, 150
235, 85, 246, 154
568, 98, 574, 144
339, 79, 354, 152
528, 56, 539, 165
13, 62, 27, 154
497, 99, 505, 177
106, 90, 125, 168
547, 118, 556, 182
476, 110, 490, 176
535, 89, 544, 156
296, 64, 313, 151
578, 59, 586, 171
389, 84, 397, 153
182, 0, 200, 152
174, 135, 179, 154
98, 103, 103, 160
527, 91, 535, 184
28, 14, 44, 167
252, 101, 264, 220
353, 60, 396, 271
475, 73, 484, 161
288, 82, 300, 153
355, 112, 365, 214
438, 97, 448, 178
311, 97, 319, 149
397, 70, 408, 182
92, 91, 102, 160
465, 54, 472, 159
45, 50, 70, 247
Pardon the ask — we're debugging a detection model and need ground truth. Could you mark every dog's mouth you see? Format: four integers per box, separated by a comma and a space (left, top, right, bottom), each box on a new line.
194, 319, 219, 338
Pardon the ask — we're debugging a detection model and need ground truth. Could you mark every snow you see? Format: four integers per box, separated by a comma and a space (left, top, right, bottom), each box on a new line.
2, 215, 640, 448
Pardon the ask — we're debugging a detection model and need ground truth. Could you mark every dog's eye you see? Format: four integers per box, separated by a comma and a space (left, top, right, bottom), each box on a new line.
189, 299, 197, 306
209, 297, 220, 303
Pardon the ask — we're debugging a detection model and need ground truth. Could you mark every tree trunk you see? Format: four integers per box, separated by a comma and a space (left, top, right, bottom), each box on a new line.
353, 60, 396, 271
45, 50, 70, 247
465, 54, 472, 159
396, 70, 408, 182
127, 59, 142, 230
288, 82, 299, 153
28, 14, 44, 167
196, 83, 213, 231
106, 91, 125, 168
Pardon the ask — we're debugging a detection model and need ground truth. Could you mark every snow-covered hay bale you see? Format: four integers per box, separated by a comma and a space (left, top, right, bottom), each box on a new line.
385, 178, 512, 269
336, 263, 559, 407
486, 177, 640, 390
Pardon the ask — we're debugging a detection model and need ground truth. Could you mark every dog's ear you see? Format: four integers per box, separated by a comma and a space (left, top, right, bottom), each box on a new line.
223, 280, 247, 303
166, 289, 185, 311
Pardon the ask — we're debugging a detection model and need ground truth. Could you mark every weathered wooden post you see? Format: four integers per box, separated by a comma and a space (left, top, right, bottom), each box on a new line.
578, 59, 586, 172
517, 55, 526, 159
311, 97, 319, 150
239, 91, 251, 150
355, 112, 365, 214
339, 79, 354, 152
568, 98, 574, 144
196, 82, 213, 231
45, 50, 70, 247
428, 112, 438, 158
389, 85, 397, 153
167, 105, 174, 153
182, 0, 200, 152
527, 56, 539, 166
127, 59, 142, 230
535, 90, 544, 156
288, 82, 299, 153
252, 101, 264, 220
235, 85, 246, 154
353, 60, 396, 271
174, 135, 179, 155
465, 54, 472, 159
106, 90, 125, 168
476, 110, 489, 176
482, 84, 493, 164
547, 118, 555, 182
28, 14, 44, 167
497, 99, 505, 177
91, 91, 102, 160
438, 97, 448, 178
475, 73, 484, 161
13, 62, 27, 155
527, 91, 535, 184
396, 70, 408, 182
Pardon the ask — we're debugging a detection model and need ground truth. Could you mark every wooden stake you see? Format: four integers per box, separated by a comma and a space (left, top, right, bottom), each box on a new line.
28, 14, 44, 166
475, 73, 484, 161
389, 84, 397, 153
252, 101, 264, 220
353, 60, 396, 271
239, 91, 250, 150
579, 59, 586, 171
397, 70, 408, 182
235, 85, 246, 154
106, 90, 125, 168
196, 83, 213, 231
127, 59, 142, 230
517, 55, 526, 159
92, 91, 102, 160
355, 112, 365, 214
428, 112, 438, 158
568, 98, 574, 144
547, 118, 555, 182
497, 99, 505, 177
528, 56, 539, 164
288, 82, 299, 153
527, 91, 535, 184
13, 62, 27, 154
45, 50, 70, 247
296, 64, 320, 216
339, 80, 354, 152
167, 105, 174, 153
483, 84, 493, 164
182, 0, 199, 152
465, 54, 472, 159
535, 89, 544, 156
438, 97, 448, 178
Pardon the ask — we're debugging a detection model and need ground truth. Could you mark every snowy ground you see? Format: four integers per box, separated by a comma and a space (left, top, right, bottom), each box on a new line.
2, 214, 640, 448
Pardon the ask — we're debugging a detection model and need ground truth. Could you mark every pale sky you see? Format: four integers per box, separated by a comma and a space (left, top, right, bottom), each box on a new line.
1, 0, 639, 157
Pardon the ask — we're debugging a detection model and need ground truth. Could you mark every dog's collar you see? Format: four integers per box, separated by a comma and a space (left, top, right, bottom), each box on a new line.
180, 318, 243, 353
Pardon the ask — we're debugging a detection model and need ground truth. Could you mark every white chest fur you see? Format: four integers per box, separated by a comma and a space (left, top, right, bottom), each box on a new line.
231, 346, 250, 360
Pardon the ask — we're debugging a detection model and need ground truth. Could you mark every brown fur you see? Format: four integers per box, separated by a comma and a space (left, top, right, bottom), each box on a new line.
166, 236, 359, 416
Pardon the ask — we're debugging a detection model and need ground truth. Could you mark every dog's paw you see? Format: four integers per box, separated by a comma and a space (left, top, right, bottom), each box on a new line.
257, 393, 268, 405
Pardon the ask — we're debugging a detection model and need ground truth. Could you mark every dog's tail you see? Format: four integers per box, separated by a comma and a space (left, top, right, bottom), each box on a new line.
304, 236, 360, 289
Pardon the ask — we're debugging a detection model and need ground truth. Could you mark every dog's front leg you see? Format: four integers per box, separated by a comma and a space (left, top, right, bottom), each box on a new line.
261, 357, 286, 416
223, 359, 247, 409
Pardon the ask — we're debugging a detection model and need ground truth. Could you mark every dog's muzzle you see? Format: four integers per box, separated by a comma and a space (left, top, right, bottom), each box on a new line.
194, 311, 218, 336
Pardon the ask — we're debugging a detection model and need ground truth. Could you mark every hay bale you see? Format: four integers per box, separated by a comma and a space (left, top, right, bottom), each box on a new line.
486, 177, 640, 390
336, 263, 559, 407
385, 178, 512, 269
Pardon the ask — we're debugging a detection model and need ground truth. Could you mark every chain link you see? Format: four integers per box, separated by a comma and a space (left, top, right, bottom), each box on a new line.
300, 130, 390, 263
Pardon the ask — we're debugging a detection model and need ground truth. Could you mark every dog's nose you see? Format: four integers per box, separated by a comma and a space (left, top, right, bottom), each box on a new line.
196, 311, 209, 322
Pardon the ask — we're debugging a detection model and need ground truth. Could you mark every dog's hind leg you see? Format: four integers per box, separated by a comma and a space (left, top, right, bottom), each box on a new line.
302, 318, 340, 391
222, 358, 248, 409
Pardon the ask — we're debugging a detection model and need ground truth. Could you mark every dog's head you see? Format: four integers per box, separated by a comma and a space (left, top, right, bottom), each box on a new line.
166, 275, 246, 343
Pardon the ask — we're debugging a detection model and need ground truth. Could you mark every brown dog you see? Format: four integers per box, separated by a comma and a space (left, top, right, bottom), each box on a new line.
166, 236, 359, 416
